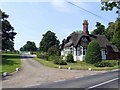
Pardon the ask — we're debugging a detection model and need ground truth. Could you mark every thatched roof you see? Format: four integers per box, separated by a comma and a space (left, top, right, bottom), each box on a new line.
61, 32, 119, 52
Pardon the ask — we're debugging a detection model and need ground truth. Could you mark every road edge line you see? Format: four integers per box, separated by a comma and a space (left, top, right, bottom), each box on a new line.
86, 77, 119, 90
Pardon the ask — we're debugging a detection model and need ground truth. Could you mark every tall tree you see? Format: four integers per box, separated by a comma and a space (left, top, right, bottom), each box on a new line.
39, 31, 60, 52
1, 11, 16, 51
105, 22, 115, 41
91, 22, 105, 35
47, 45, 60, 56
20, 41, 37, 52
112, 18, 120, 50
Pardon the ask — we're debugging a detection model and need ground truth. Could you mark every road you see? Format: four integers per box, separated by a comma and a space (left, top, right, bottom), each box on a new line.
29, 69, 120, 89
2, 54, 106, 88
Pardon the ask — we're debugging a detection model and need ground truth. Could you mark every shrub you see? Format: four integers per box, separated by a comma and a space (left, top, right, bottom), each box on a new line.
48, 55, 59, 61
85, 40, 102, 64
94, 62, 113, 67
105, 60, 120, 66
32, 51, 38, 55
37, 52, 49, 60
66, 54, 74, 63
47, 46, 60, 56
53, 59, 67, 65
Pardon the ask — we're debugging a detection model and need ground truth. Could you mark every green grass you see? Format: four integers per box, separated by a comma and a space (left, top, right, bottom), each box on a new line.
34, 57, 120, 71
2, 54, 21, 73
34, 58, 59, 68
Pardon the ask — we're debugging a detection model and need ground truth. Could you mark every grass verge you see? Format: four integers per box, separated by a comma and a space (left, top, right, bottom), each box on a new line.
34, 57, 120, 71
2, 54, 21, 73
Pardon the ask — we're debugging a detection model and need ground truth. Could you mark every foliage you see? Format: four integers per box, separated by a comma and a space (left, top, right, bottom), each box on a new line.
20, 41, 37, 52
39, 31, 60, 52
53, 57, 67, 65
101, 1, 120, 13
34, 58, 120, 70
94, 62, 113, 67
66, 54, 74, 63
47, 45, 60, 56
105, 22, 115, 41
37, 52, 49, 60
85, 40, 102, 64
1, 11, 17, 51
91, 22, 105, 35
106, 60, 120, 66
112, 19, 120, 50
47, 55, 67, 65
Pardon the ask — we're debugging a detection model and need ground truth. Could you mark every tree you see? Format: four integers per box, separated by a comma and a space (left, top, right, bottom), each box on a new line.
47, 45, 60, 56
1, 11, 16, 51
85, 40, 102, 64
105, 22, 115, 41
91, 22, 105, 35
20, 41, 37, 52
112, 18, 120, 50
39, 31, 60, 52
101, 1, 120, 14
20, 47, 24, 51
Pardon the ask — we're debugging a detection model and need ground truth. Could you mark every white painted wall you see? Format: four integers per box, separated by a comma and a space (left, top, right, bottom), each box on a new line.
61, 46, 86, 61
61, 46, 107, 61
73, 47, 77, 61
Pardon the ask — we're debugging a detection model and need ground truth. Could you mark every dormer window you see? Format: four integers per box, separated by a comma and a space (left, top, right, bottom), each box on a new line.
81, 37, 88, 42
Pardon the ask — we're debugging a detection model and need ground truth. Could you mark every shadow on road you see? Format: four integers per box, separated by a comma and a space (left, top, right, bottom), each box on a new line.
20, 54, 36, 59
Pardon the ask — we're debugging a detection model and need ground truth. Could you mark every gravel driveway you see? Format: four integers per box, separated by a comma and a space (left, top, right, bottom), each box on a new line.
2, 54, 107, 88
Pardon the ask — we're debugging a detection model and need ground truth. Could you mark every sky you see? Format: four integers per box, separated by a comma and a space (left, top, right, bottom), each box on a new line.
0, 0, 118, 50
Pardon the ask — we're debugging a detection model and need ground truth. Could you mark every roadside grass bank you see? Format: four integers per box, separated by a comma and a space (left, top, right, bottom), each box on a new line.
34, 57, 120, 71
2, 54, 21, 74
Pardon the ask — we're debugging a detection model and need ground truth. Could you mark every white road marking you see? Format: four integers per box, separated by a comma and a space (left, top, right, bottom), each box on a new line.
86, 77, 119, 90
54, 79, 66, 82
75, 76, 83, 79
24, 84, 41, 88
112, 69, 119, 72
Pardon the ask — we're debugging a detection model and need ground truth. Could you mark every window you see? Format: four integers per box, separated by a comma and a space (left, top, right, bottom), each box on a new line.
70, 47, 73, 54
81, 37, 88, 42
76, 47, 81, 56
65, 47, 73, 54
83, 47, 86, 55
101, 49, 106, 59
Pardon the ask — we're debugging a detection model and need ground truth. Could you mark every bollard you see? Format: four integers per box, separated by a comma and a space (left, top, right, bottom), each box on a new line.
16, 68, 19, 71
3, 72, 7, 77
88, 68, 92, 71
58, 66, 62, 69
68, 67, 71, 70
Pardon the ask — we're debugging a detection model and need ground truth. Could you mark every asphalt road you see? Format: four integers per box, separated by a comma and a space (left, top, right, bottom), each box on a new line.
30, 69, 120, 89
2, 54, 105, 88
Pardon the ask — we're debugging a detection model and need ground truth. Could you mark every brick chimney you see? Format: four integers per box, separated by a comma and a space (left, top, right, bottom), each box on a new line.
82, 20, 89, 34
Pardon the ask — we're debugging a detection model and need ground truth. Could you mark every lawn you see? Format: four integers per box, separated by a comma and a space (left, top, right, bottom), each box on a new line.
2, 54, 21, 73
34, 57, 120, 71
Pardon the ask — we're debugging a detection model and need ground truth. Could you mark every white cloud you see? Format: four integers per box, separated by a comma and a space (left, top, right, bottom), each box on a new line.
50, 0, 94, 13
50, 0, 70, 12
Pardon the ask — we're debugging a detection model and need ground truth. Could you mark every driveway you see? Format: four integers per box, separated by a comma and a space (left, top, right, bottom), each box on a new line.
2, 54, 107, 88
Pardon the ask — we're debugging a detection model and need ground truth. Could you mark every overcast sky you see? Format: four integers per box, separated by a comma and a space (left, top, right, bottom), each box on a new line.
0, 0, 118, 50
